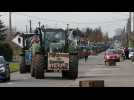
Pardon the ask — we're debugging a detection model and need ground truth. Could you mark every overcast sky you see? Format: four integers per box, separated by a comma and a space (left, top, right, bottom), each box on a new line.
0, 12, 130, 38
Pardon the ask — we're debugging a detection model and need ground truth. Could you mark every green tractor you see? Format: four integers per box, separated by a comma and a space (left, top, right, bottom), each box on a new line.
19, 27, 79, 79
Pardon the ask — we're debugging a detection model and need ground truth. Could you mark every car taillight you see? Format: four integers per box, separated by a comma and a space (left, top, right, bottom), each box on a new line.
106, 55, 110, 59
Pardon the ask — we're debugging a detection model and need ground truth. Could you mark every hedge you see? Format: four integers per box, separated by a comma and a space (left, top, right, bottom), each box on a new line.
0, 42, 13, 61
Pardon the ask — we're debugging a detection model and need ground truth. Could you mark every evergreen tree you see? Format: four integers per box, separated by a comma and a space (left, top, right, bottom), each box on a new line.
0, 15, 7, 41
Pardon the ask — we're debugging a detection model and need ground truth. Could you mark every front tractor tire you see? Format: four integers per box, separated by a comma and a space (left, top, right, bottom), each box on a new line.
20, 55, 31, 73
31, 64, 35, 77
62, 54, 78, 80
31, 54, 45, 79
20, 56, 27, 73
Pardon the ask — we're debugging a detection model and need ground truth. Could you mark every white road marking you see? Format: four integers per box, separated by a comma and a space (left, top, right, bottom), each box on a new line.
23, 77, 29, 80
90, 67, 120, 71
84, 67, 120, 76
7, 82, 13, 85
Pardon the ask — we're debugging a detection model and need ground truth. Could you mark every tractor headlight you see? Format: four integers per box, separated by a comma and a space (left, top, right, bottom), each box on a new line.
0, 66, 6, 73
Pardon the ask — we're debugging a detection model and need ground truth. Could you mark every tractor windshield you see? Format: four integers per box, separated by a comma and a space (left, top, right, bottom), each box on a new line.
43, 29, 65, 52
45, 31, 65, 43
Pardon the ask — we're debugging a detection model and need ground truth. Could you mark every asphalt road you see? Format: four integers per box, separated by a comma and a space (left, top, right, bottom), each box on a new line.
0, 52, 134, 87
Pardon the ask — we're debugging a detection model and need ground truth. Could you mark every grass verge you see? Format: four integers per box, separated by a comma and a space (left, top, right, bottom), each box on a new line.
9, 63, 19, 73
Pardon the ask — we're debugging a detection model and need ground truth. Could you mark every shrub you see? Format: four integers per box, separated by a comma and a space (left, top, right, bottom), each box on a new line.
0, 42, 13, 61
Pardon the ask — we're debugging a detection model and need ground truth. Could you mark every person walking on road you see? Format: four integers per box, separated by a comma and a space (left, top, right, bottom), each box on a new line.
124, 47, 129, 60
85, 56, 88, 63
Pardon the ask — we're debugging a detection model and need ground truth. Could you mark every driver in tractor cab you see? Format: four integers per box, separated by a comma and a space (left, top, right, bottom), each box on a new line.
31, 35, 41, 56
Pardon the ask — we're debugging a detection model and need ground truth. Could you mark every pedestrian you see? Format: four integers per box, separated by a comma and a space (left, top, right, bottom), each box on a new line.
121, 49, 125, 60
85, 55, 88, 63
124, 47, 129, 59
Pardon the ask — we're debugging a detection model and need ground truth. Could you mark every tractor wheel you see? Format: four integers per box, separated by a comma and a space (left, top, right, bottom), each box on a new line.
26, 65, 31, 73
32, 54, 45, 79
31, 62, 35, 77
62, 54, 78, 80
20, 56, 27, 73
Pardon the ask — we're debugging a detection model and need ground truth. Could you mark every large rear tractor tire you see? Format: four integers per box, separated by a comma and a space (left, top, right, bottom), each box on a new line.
26, 65, 31, 73
31, 63, 35, 77
32, 54, 45, 79
62, 53, 78, 80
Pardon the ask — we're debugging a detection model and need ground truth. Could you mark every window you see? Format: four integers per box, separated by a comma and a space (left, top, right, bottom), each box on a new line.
18, 38, 21, 44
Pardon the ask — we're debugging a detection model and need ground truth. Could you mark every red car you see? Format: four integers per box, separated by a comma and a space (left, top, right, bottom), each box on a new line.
104, 49, 120, 63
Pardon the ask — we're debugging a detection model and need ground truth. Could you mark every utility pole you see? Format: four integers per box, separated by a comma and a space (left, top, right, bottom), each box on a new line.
133, 12, 134, 32
9, 12, 12, 34
25, 25, 28, 33
126, 12, 132, 47
129, 12, 132, 33
29, 20, 32, 33
38, 21, 41, 28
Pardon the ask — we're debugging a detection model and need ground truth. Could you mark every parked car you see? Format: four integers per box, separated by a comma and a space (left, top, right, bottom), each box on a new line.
129, 48, 134, 59
0, 56, 10, 82
104, 49, 120, 66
